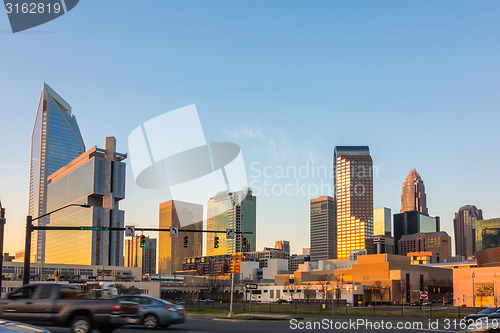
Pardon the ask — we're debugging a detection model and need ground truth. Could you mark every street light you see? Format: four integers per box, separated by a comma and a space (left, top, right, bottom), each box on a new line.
23, 203, 91, 285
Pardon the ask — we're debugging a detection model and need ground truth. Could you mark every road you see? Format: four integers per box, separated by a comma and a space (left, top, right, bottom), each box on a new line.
43, 315, 467, 333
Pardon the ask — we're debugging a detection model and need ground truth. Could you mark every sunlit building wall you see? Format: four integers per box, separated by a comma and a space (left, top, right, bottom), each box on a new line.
374, 207, 391, 236
310, 196, 336, 261
334, 146, 374, 259
207, 189, 256, 255
158, 200, 203, 274
45, 137, 126, 266
29, 83, 86, 263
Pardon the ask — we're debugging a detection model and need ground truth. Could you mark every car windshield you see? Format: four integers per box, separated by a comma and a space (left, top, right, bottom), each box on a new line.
479, 308, 497, 314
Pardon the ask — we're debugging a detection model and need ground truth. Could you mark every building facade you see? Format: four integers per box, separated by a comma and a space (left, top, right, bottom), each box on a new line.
393, 210, 440, 254
334, 146, 374, 259
29, 83, 86, 263
45, 137, 126, 266
374, 207, 392, 236
453, 205, 483, 259
275, 240, 290, 255
398, 231, 451, 262
310, 196, 337, 261
476, 218, 500, 252
400, 169, 428, 215
207, 189, 256, 255
373, 235, 395, 254
125, 236, 157, 275
158, 200, 203, 274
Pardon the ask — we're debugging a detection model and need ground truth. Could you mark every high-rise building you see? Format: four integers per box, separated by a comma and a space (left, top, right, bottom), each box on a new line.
158, 200, 203, 274
29, 83, 86, 263
398, 231, 452, 262
310, 196, 336, 261
45, 137, 125, 266
393, 210, 440, 254
334, 146, 374, 259
207, 189, 256, 255
453, 205, 483, 259
476, 218, 500, 252
400, 169, 428, 215
373, 235, 395, 254
374, 207, 392, 236
275, 240, 290, 255
124, 236, 157, 275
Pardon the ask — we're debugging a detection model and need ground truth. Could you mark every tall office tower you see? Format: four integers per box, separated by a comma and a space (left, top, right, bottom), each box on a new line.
158, 200, 203, 274
29, 83, 86, 263
45, 137, 126, 266
401, 169, 428, 215
310, 196, 336, 261
275, 240, 290, 255
374, 207, 392, 236
393, 210, 440, 254
334, 146, 374, 259
453, 205, 483, 259
125, 236, 157, 275
207, 189, 256, 255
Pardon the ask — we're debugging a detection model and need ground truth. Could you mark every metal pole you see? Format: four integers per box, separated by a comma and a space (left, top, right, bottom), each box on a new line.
228, 272, 234, 317
0, 206, 5, 294
249, 290, 252, 315
23, 216, 32, 285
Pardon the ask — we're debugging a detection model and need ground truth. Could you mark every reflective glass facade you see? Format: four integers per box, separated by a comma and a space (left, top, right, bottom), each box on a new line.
334, 146, 373, 259
29, 84, 85, 263
453, 205, 483, 259
374, 207, 392, 236
45, 138, 126, 266
158, 200, 203, 274
207, 189, 256, 256
310, 196, 336, 261
476, 218, 500, 252
393, 210, 440, 254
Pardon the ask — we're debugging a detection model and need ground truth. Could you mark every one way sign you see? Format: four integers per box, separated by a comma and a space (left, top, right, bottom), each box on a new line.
125, 226, 135, 237
226, 229, 235, 239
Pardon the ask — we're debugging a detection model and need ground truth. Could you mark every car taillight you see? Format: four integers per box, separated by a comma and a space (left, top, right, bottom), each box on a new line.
112, 304, 121, 314
165, 305, 176, 312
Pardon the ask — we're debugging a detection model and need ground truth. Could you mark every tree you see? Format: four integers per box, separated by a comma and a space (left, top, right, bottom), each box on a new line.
284, 279, 301, 311
333, 275, 345, 305
317, 274, 333, 305
302, 283, 315, 304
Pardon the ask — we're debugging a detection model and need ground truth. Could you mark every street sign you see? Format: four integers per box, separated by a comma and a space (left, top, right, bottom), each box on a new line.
79, 226, 109, 231
226, 229, 235, 239
245, 283, 258, 290
170, 227, 179, 237
125, 225, 135, 237
420, 291, 428, 300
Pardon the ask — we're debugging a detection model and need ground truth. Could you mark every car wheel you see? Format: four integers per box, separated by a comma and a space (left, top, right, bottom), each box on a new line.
71, 315, 92, 333
143, 314, 159, 329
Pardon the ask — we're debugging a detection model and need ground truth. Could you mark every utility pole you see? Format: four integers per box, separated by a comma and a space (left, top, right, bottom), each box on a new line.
228, 272, 234, 317
0, 202, 6, 294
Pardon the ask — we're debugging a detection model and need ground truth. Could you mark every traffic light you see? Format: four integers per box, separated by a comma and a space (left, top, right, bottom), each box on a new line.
140, 235, 146, 248
183, 235, 189, 248
214, 236, 219, 248
242, 236, 247, 250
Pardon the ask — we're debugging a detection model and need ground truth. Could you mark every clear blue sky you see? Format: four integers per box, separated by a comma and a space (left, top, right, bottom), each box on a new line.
1, 0, 499, 256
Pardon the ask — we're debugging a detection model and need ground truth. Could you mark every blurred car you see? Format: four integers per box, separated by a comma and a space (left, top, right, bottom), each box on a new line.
459, 318, 500, 332
115, 295, 186, 329
410, 301, 421, 306
0, 320, 50, 332
486, 309, 500, 319
465, 308, 500, 323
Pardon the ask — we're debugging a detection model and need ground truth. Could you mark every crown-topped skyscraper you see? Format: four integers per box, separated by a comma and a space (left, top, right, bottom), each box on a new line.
400, 169, 428, 215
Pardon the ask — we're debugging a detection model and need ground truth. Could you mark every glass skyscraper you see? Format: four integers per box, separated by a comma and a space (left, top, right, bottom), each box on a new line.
401, 169, 428, 215
207, 189, 256, 255
453, 205, 483, 259
158, 200, 203, 274
476, 218, 500, 252
310, 196, 336, 261
373, 207, 392, 236
334, 146, 373, 259
29, 83, 85, 263
44, 137, 126, 266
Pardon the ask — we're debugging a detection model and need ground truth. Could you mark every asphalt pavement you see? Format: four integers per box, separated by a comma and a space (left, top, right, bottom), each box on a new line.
43, 315, 467, 333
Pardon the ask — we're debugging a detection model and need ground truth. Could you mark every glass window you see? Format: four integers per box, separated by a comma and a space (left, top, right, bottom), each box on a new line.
10, 286, 38, 299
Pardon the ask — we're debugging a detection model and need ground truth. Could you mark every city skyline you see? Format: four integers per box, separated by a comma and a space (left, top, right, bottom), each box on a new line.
1, 1, 500, 258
